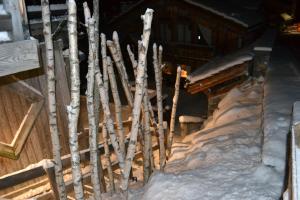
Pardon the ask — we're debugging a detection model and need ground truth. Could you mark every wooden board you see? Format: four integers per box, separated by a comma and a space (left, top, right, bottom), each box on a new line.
0, 39, 40, 77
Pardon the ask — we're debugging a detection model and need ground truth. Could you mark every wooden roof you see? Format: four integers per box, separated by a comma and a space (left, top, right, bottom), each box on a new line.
187, 62, 249, 94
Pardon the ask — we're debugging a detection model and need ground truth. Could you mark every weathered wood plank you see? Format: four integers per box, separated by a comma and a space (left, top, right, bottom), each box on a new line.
0, 39, 39, 77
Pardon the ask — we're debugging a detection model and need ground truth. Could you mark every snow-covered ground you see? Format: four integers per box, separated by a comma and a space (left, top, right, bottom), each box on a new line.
128, 79, 283, 200
262, 45, 300, 175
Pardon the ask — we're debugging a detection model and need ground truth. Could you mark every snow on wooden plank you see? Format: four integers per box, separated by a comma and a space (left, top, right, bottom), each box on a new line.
27, 4, 67, 13
254, 29, 277, 52
187, 48, 253, 84
179, 115, 204, 123
0, 39, 40, 77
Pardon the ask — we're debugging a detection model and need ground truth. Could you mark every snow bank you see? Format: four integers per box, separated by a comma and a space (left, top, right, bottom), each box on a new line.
262, 45, 300, 173
129, 80, 283, 200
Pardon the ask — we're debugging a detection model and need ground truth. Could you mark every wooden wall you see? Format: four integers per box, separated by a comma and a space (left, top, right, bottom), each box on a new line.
0, 40, 71, 177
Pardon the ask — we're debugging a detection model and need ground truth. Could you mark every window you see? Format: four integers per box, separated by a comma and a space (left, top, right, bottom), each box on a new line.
160, 23, 171, 41
197, 24, 212, 46
177, 23, 191, 43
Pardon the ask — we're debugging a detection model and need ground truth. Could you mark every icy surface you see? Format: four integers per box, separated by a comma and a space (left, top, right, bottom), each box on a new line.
262, 45, 300, 173
129, 81, 283, 200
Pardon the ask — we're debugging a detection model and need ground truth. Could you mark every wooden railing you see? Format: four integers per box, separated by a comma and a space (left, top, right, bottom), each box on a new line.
285, 102, 300, 200
0, 137, 159, 199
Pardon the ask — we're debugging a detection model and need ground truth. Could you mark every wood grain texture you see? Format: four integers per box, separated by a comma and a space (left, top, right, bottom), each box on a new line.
0, 39, 40, 77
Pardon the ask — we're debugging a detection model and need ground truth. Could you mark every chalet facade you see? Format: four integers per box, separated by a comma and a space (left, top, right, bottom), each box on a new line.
107, 0, 265, 75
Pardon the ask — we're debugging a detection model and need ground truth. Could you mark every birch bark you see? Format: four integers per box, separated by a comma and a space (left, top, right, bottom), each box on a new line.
41, 1, 67, 199
120, 9, 154, 191
127, 45, 137, 77
83, 2, 106, 193
107, 57, 126, 157
153, 43, 166, 170
167, 66, 181, 156
107, 40, 133, 107
67, 1, 84, 199
95, 47, 125, 173
142, 59, 151, 184
86, 17, 102, 200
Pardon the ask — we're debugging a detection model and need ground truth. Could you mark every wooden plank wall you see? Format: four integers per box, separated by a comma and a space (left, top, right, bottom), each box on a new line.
0, 40, 70, 180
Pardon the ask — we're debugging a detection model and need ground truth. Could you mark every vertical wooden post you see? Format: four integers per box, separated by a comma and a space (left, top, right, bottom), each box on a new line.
67, 1, 84, 199
153, 43, 166, 170
41, 0, 67, 199
121, 8, 154, 191
167, 66, 181, 156
86, 16, 102, 200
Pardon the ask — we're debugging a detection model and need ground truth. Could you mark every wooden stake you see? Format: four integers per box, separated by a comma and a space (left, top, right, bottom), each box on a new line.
95, 40, 125, 175
41, 0, 67, 199
127, 44, 137, 77
67, 1, 84, 199
107, 39, 133, 107
83, 2, 106, 193
86, 17, 102, 200
167, 66, 181, 156
153, 43, 166, 170
120, 8, 154, 191
142, 57, 151, 184
107, 57, 126, 157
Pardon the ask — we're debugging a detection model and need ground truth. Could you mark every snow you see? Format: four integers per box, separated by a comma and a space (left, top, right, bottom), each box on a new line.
187, 48, 253, 84
262, 44, 300, 173
179, 115, 203, 123
128, 79, 283, 200
254, 29, 277, 52
0, 31, 11, 42
27, 4, 67, 12
183, 0, 264, 28
0, 4, 7, 15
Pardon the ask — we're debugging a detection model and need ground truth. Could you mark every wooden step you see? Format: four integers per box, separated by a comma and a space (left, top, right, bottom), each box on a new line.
0, 4, 12, 32
0, 39, 40, 77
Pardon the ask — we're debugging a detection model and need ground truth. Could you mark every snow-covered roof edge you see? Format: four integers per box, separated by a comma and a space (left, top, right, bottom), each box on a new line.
183, 0, 249, 27
187, 50, 254, 84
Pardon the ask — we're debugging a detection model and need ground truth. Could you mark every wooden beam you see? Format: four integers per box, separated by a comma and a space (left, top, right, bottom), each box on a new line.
187, 64, 248, 94
0, 39, 40, 77
12, 100, 45, 156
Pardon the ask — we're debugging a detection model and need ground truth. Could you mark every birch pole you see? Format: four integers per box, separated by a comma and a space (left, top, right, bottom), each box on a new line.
127, 42, 156, 171
153, 43, 166, 170
95, 44, 125, 174
127, 45, 137, 77
142, 57, 151, 184
127, 44, 156, 127
107, 40, 133, 107
99, 33, 116, 192
120, 8, 154, 191
41, 1, 67, 199
67, 1, 84, 199
107, 57, 126, 157
86, 17, 102, 199
113, 31, 129, 83
167, 66, 181, 156
83, 2, 106, 193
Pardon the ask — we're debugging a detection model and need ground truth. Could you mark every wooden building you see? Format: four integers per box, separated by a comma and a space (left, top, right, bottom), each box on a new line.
107, 0, 265, 75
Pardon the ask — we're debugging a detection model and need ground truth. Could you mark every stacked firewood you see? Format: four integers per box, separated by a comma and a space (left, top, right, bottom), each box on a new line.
41, 0, 182, 199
